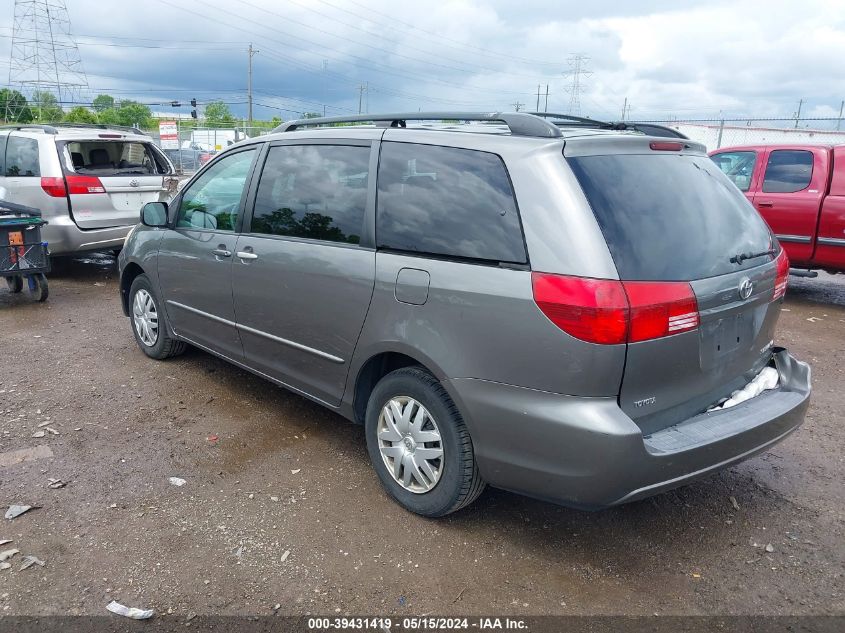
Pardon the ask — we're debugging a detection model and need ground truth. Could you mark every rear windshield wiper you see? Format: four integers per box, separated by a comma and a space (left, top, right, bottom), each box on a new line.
730, 248, 777, 264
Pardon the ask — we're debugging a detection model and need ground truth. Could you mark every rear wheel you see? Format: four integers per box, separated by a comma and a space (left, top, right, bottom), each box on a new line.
365, 367, 485, 516
27, 273, 48, 302
5, 275, 23, 293
129, 274, 186, 360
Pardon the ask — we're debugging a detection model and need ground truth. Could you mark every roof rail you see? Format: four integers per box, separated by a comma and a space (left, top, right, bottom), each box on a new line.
274, 112, 563, 138
0, 124, 59, 134
50, 123, 147, 136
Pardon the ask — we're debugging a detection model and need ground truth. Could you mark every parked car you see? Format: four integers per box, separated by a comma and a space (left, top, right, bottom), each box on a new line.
119, 113, 810, 517
0, 123, 176, 256
163, 146, 213, 173
710, 144, 845, 275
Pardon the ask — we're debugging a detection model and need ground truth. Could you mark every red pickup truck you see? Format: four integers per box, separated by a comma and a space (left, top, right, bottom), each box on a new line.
710, 144, 845, 274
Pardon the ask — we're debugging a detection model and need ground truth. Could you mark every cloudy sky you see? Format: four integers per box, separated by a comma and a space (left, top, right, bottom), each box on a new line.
1, 0, 844, 123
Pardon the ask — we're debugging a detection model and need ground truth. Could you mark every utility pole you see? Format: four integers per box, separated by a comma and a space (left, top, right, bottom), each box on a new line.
535, 84, 541, 112
621, 97, 633, 121
837, 99, 844, 131
544, 84, 549, 112
794, 98, 803, 128
358, 83, 367, 115
322, 60, 328, 116
511, 100, 524, 112
247, 43, 259, 128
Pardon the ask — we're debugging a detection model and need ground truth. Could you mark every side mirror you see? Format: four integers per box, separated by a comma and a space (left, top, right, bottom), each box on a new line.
141, 201, 168, 227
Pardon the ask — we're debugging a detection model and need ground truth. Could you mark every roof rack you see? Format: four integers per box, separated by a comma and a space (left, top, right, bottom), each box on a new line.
0, 123, 147, 136
275, 112, 563, 138
527, 112, 620, 129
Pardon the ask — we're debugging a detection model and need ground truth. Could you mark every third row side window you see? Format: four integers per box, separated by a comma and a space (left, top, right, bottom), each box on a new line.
376, 142, 527, 264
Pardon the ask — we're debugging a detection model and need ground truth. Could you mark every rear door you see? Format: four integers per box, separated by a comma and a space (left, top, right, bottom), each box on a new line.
567, 145, 784, 434
232, 139, 378, 406
60, 137, 173, 229
753, 147, 828, 264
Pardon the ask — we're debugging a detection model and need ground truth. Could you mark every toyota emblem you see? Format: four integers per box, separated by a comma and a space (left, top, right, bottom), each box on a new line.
129, 179, 140, 187
738, 277, 753, 300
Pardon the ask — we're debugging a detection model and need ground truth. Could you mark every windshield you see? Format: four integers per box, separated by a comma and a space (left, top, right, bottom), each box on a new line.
568, 153, 775, 281
64, 141, 167, 176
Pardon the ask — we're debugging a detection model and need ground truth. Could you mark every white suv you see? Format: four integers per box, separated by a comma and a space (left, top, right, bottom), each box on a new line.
0, 123, 175, 255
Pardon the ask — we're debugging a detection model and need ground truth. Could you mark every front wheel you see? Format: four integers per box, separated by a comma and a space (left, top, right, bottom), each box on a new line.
365, 367, 485, 517
129, 274, 186, 360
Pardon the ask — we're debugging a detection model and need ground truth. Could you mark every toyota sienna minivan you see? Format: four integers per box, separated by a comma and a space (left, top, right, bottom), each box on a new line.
118, 112, 811, 516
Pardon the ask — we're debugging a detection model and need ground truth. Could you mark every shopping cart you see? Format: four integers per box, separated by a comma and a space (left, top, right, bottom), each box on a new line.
0, 201, 50, 302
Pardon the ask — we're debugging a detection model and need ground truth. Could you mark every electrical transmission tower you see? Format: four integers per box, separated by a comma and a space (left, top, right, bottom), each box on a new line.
7, 0, 89, 118
563, 54, 592, 116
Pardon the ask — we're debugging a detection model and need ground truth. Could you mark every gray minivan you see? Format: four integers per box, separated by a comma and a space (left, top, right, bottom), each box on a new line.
0, 124, 174, 255
118, 113, 811, 517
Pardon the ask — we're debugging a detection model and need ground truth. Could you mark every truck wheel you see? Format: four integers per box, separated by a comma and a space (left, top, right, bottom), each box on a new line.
129, 274, 186, 359
365, 367, 485, 517
5, 275, 23, 293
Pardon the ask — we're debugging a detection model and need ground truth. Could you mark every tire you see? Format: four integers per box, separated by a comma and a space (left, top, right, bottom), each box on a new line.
129, 274, 186, 360
365, 367, 485, 517
5, 275, 23, 293
27, 273, 48, 302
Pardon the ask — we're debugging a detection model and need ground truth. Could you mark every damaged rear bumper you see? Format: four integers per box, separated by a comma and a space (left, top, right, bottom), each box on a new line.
448, 348, 811, 509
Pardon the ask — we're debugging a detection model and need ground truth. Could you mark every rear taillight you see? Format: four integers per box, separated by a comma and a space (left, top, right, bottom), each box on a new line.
531, 273, 700, 345
41, 175, 106, 197
66, 175, 106, 194
773, 249, 789, 300
531, 273, 628, 344
40, 177, 67, 197
623, 281, 699, 342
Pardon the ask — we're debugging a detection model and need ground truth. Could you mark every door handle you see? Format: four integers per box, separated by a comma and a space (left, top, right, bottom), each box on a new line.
212, 245, 232, 258
757, 201, 774, 208
236, 250, 258, 260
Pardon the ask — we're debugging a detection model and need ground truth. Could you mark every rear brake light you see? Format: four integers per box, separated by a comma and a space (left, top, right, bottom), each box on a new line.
531, 273, 628, 344
531, 273, 700, 345
623, 282, 699, 342
649, 141, 684, 151
66, 175, 106, 194
773, 249, 789, 300
40, 177, 67, 197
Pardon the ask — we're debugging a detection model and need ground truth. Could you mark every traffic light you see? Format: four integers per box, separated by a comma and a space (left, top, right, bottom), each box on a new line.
191, 98, 197, 119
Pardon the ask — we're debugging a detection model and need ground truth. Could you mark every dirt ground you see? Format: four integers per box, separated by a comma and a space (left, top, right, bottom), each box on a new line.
0, 254, 843, 618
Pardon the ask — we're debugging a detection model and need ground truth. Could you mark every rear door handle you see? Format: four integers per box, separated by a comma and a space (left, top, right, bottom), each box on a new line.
757, 201, 774, 208
212, 245, 232, 258
236, 249, 258, 260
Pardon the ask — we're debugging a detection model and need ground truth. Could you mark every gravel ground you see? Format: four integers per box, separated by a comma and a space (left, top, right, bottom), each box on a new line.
0, 254, 842, 618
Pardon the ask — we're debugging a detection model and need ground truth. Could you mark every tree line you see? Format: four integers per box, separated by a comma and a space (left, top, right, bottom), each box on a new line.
0, 89, 277, 129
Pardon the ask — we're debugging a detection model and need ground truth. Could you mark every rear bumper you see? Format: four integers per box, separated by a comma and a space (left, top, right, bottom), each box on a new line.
41, 215, 132, 256
448, 349, 811, 509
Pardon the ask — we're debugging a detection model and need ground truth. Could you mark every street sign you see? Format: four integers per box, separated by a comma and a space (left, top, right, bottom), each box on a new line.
159, 120, 179, 150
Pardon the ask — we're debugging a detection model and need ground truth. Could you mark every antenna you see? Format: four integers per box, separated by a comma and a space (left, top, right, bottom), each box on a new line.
6, 0, 89, 119
563, 54, 592, 117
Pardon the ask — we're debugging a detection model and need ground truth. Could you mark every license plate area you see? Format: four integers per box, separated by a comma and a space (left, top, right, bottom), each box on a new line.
699, 311, 755, 370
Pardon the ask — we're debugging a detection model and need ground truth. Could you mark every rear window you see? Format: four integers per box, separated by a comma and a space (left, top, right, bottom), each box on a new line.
569, 153, 774, 281
64, 141, 167, 176
376, 142, 526, 264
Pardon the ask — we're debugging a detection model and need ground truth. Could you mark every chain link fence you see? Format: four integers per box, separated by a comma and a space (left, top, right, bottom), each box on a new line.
629, 118, 845, 150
